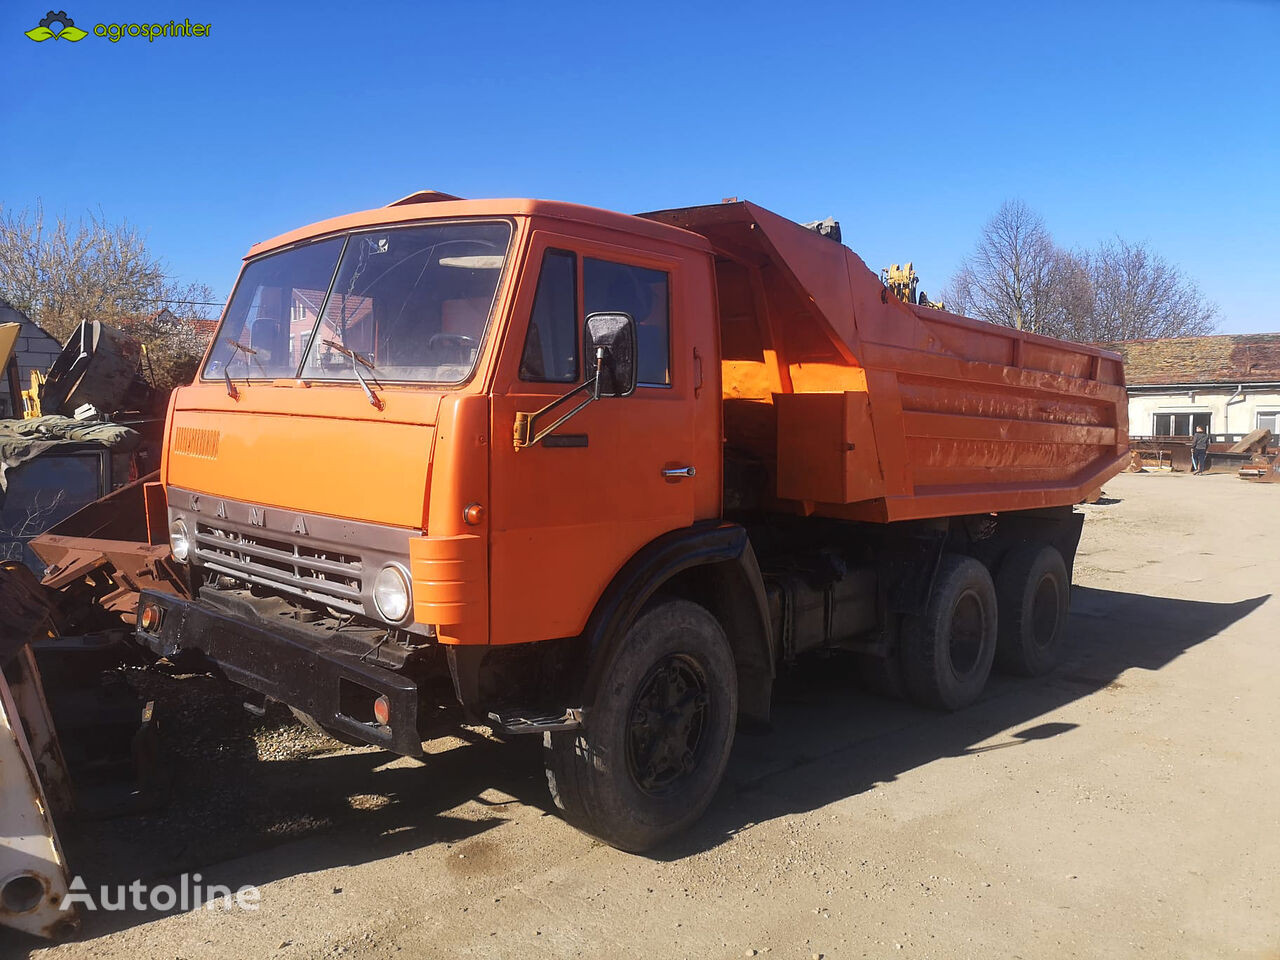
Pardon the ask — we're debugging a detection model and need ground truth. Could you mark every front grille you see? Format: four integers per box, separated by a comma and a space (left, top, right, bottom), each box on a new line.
193, 521, 366, 615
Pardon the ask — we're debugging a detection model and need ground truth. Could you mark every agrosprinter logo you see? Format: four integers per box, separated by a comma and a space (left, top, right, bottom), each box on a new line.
23, 10, 212, 43
24, 10, 87, 41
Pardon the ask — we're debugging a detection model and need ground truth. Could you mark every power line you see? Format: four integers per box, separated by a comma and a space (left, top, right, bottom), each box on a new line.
139, 297, 226, 306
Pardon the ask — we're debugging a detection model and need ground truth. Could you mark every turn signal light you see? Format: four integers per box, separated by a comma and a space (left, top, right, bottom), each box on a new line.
373, 695, 391, 726
139, 603, 162, 632
463, 502, 485, 526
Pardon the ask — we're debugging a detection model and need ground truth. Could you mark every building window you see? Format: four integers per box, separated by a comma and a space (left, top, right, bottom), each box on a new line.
584, 257, 670, 386
1258, 411, 1280, 435
1154, 412, 1211, 436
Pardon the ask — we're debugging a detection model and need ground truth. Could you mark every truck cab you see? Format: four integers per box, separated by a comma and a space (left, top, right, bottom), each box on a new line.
160, 195, 722, 643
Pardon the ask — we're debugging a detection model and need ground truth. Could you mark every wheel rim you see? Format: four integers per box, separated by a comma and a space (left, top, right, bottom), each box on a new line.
1030, 575, 1061, 650
626, 654, 711, 796
948, 589, 986, 678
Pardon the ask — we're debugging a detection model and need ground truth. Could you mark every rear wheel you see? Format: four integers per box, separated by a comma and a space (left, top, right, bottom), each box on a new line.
901, 554, 997, 710
543, 599, 737, 852
994, 543, 1070, 676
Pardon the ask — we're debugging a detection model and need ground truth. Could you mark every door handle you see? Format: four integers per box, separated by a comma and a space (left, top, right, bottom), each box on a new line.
662, 466, 697, 479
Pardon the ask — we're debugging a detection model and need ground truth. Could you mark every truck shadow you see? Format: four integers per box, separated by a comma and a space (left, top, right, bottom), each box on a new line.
14, 730, 547, 947
657, 585, 1270, 859
4, 586, 1266, 951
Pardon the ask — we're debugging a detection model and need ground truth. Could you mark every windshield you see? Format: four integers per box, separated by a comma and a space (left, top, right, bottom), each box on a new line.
202, 220, 512, 384
203, 236, 345, 381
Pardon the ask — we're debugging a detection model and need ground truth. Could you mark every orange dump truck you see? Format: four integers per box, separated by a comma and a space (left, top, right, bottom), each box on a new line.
135, 193, 1128, 850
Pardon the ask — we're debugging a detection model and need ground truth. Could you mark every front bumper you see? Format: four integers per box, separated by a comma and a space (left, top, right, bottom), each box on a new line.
135, 589, 422, 756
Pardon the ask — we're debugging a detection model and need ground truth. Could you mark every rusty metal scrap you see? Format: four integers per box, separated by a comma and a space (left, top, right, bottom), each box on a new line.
30, 471, 188, 624
6, 645, 74, 817
1228, 428, 1274, 456
37, 540, 184, 622
0, 640, 79, 940
0, 562, 53, 663
1238, 454, 1280, 483
0, 455, 181, 943
40, 320, 149, 418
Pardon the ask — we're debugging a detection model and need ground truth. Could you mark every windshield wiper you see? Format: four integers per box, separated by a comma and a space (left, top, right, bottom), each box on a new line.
321, 339, 382, 409
223, 338, 260, 399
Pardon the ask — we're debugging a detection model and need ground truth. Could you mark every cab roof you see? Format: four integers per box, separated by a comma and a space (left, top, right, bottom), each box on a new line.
245, 195, 713, 260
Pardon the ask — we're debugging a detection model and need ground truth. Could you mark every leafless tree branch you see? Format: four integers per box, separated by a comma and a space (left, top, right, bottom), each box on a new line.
946, 201, 1218, 343
0, 202, 217, 390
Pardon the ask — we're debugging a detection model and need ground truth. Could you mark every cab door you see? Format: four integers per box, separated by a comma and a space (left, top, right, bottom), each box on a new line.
489, 229, 697, 646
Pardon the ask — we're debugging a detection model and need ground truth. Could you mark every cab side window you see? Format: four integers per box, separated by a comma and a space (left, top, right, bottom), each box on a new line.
584, 258, 670, 386
520, 249, 578, 382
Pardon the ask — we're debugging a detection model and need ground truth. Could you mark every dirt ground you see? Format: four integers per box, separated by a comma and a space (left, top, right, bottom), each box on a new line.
6, 470, 1279, 960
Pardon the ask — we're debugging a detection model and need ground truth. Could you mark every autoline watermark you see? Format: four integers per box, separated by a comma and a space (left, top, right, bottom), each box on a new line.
60, 874, 260, 912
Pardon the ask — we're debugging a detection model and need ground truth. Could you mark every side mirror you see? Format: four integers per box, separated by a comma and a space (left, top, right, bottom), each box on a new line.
512, 312, 638, 449
584, 312, 637, 398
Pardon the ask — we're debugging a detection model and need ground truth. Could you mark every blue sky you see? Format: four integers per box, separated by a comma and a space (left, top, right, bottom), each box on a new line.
2, 0, 1277, 332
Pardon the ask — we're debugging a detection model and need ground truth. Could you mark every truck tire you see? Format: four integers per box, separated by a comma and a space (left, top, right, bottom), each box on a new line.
901, 554, 997, 710
994, 543, 1069, 677
543, 598, 737, 852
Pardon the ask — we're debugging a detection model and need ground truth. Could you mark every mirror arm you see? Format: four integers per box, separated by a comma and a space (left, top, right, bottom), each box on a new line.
513, 375, 598, 449
592, 345, 605, 401
513, 347, 613, 450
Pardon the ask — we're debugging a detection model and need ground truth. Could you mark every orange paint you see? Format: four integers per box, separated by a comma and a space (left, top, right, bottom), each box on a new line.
644, 200, 1128, 522
164, 194, 1127, 647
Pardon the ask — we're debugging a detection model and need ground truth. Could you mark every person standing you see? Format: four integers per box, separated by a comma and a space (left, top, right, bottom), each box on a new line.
1191, 425, 1210, 474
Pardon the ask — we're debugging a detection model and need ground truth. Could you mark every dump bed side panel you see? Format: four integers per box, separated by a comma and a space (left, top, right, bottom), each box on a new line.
642, 202, 1129, 522
851, 298, 1127, 520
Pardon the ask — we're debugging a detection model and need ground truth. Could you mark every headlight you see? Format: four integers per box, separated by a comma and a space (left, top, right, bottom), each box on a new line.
372, 564, 411, 623
169, 518, 190, 562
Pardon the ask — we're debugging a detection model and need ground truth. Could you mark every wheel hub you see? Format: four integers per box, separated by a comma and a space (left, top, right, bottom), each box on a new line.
626, 655, 710, 795
948, 589, 986, 677
1031, 576, 1060, 648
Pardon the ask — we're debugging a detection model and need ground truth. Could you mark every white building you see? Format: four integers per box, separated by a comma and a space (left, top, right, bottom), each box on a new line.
1100, 334, 1280, 441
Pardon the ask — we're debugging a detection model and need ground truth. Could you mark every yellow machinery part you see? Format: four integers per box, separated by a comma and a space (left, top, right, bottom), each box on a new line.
881, 262, 944, 310
23, 370, 44, 418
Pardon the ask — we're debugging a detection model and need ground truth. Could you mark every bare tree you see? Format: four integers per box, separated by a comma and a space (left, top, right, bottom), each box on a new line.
132, 310, 214, 391
1037, 249, 1096, 341
947, 201, 1219, 343
1083, 238, 1217, 341
944, 200, 1066, 335
0, 202, 216, 389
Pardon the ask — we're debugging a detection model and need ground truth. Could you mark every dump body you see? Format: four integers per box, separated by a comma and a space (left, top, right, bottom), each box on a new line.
644, 201, 1129, 523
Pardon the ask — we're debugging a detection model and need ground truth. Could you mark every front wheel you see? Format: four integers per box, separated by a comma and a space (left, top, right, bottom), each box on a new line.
543, 599, 737, 852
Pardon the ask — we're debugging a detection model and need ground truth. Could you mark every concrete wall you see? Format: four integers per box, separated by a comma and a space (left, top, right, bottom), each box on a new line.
0, 302, 63, 417
1128, 385, 1280, 438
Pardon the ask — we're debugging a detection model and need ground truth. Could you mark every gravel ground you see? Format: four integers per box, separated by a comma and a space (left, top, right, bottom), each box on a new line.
6, 470, 1279, 959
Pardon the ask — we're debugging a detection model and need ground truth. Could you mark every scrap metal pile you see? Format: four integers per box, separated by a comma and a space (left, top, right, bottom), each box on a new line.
1229, 428, 1280, 482
1, 564, 78, 940
1127, 429, 1279, 477
0, 321, 184, 941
